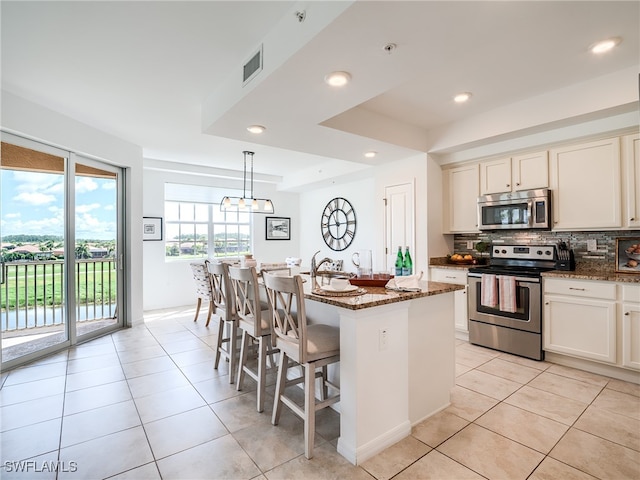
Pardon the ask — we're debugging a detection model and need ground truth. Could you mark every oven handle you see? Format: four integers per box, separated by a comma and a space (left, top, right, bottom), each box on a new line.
468, 273, 540, 284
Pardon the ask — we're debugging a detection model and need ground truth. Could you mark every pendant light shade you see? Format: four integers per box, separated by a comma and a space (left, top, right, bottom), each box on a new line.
220, 151, 275, 214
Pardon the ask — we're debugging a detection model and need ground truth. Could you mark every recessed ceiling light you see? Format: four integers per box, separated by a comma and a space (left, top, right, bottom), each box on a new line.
590, 37, 621, 54
454, 92, 472, 103
364, 151, 377, 158
247, 125, 266, 134
324, 71, 351, 87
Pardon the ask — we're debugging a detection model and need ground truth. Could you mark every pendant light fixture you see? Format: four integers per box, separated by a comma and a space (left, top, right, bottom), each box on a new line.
220, 151, 275, 214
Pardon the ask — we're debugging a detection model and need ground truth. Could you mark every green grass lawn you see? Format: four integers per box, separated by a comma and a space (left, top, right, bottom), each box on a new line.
0, 261, 117, 309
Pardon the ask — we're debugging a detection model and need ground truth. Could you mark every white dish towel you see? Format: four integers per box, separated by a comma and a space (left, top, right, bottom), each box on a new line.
481, 274, 498, 307
498, 275, 517, 313
385, 272, 423, 291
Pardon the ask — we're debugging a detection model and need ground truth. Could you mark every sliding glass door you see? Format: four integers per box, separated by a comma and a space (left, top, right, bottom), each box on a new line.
74, 157, 122, 343
0, 133, 124, 368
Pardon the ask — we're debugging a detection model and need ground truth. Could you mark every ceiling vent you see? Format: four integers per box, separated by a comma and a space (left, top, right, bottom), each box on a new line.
243, 45, 263, 86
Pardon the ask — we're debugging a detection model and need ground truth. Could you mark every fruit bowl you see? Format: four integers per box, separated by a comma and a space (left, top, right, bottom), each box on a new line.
625, 244, 640, 261
447, 254, 476, 265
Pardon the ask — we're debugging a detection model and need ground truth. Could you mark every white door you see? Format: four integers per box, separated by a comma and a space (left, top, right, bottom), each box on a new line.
384, 182, 414, 272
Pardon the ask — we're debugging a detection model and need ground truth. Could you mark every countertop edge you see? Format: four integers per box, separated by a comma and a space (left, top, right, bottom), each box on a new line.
304, 282, 463, 310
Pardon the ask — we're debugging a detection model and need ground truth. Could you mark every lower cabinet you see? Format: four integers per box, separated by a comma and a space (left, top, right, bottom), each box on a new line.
430, 267, 468, 335
621, 284, 640, 370
543, 277, 639, 371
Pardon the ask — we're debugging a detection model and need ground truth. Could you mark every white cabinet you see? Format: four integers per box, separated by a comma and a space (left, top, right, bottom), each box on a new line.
480, 151, 548, 195
621, 284, 640, 370
622, 133, 640, 229
443, 164, 479, 233
543, 278, 617, 364
549, 137, 622, 230
430, 267, 468, 335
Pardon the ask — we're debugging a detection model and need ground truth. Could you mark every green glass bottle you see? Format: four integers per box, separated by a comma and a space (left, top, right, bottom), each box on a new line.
402, 246, 413, 276
395, 246, 404, 276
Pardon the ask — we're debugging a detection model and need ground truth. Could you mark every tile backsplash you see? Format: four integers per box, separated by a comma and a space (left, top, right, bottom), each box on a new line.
454, 230, 639, 265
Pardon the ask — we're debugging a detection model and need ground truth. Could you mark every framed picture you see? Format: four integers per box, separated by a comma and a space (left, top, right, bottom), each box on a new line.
266, 217, 290, 240
615, 237, 640, 273
143, 217, 163, 241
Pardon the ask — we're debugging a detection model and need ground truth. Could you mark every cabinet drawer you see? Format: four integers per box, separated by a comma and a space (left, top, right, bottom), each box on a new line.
430, 268, 467, 285
544, 278, 616, 300
622, 284, 640, 303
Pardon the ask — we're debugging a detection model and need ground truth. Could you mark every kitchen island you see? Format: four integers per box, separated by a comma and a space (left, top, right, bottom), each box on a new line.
300, 277, 463, 465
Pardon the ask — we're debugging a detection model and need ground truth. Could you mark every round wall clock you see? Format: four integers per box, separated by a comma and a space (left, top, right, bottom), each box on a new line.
321, 197, 357, 251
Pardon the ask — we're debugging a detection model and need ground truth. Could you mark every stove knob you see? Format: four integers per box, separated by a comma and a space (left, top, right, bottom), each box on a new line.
545, 250, 551, 256
537, 250, 543, 255
501, 249, 507, 254
494, 249, 500, 254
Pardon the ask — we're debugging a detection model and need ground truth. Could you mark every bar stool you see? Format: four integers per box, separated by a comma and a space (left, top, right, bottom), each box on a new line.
210, 261, 238, 384
228, 266, 278, 412
262, 273, 340, 459
189, 260, 215, 326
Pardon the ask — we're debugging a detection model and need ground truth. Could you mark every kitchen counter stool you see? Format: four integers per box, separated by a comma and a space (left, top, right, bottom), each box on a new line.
263, 273, 340, 459
210, 261, 239, 384
228, 265, 278, 412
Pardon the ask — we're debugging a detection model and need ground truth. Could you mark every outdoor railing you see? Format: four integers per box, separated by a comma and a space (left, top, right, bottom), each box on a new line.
0, 259, 117, 332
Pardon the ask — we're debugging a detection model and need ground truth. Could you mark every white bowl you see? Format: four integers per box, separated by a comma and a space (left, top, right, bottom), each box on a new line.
626, 251, 640, 261
330, 277, 351, 291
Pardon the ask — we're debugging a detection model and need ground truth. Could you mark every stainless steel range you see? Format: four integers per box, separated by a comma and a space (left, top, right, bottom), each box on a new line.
467, 244, 556, 360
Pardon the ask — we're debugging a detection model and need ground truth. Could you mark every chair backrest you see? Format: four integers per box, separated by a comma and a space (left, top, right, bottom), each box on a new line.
190, 260, 214, 301
208, 261, 234, 320
262, 273, 307, 361
228, 266, 269, 336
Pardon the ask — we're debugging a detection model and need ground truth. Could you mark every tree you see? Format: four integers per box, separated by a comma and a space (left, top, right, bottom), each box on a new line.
75, 242, 92, 259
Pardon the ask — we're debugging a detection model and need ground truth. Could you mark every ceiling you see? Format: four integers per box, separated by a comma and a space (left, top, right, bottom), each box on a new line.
2, 1, 638, 191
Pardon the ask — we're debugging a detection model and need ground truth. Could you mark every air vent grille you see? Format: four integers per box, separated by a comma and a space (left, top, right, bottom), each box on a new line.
243, 45, 263, 86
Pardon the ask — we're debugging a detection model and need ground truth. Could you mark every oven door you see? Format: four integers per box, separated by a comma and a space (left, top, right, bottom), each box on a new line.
467, 273, 541, 333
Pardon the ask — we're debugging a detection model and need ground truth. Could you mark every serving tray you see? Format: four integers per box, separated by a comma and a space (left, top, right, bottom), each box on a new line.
349, 276, 393, 287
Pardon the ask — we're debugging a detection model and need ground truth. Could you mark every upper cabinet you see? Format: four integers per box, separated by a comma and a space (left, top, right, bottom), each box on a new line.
549, 137, 622, 230
443, 164, 479, 233
622, 133, 640, 229
480, 151, 548, 195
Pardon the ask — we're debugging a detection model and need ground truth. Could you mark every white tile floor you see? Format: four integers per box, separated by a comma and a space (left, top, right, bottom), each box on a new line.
1, 306, 639, 479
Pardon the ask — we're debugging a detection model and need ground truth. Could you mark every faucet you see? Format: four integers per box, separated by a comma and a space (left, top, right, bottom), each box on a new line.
310, 250, 333, 279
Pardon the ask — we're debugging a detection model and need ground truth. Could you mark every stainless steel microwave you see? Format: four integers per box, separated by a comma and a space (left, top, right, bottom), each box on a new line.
477, 188, 551, 231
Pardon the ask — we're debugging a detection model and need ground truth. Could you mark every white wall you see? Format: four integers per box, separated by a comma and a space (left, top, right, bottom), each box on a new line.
298, 177, 376, 275
1, 91, 144, 325
142, 165, 300, 310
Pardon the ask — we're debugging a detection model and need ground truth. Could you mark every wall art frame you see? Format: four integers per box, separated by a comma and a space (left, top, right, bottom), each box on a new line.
615, 237, 640, 273
266, 217, 290, 240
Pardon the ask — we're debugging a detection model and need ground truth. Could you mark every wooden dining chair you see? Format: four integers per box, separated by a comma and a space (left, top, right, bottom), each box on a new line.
228, 265, 278, 412
210, 261, 239, 384
189, 260, 215, 326
262, 273, 340, 459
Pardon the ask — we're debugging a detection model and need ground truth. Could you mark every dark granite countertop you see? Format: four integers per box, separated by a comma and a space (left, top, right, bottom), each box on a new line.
304, 279, 463, 310
541, 264, 640, 284
429, 257, 640, 283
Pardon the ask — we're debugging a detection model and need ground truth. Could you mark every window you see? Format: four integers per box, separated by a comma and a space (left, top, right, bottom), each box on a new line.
164, 184, 252, 260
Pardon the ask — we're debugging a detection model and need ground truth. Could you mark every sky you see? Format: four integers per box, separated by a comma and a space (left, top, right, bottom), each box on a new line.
1, 170, 117, 241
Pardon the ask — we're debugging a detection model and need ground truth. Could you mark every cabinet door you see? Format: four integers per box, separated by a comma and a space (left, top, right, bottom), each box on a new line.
480, 158, 511, 195
444, 164, 479, 233
543, 294, 616, 364
622, 302, 640, 371
512, 151, 548, 191
622, 133, 640, 229
454, 287, 468, 333
550, 137, 621, 230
